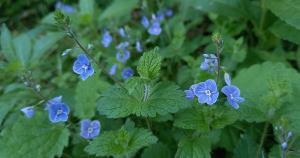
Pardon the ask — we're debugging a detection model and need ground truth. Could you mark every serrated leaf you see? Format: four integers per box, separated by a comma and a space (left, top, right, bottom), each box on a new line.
175, 136, 211, 158
174, 105, 238, 132
74, 75, 110, 119
13, 33, 32, 66
85, 126, 157, 157
266, 0, 300, 30
0, 24, 16, 62
0, 112, 70, 158
137, 48, 162, 80
270, 20, 300, 45
100, 0, 138, 20
141, 143, 171, 158
97, 78, 189, 118
234, 62, 300, 123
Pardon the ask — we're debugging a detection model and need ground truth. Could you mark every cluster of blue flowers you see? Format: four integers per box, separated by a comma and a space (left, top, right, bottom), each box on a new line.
21, 96, 101, 139
55, 1, 75, 13
185, 54, 245, 109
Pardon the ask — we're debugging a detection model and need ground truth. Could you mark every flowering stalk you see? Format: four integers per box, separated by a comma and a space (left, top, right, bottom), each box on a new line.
212, 33, 224, 84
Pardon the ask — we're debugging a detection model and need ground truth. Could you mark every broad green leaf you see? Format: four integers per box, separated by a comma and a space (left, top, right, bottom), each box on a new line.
13, 33, 32, 66
100, 0, 138, 20
266, 0, 300, 30
270, 20, 300, 45
0, 112, 70, 158
175, 136, 211, 158
85, 125, 157, 157
97, 78, 189, 118
32, 32, 63, 62
79, 0, 95, 23
74, 75, 109, 119
141, 143, 171, 158
233, 135, 259, 158
0, 24, 16, 61
137, 48, 162, 80
0, 92, 21, 124
174, 105, 238, 132
234, 62, 300, 123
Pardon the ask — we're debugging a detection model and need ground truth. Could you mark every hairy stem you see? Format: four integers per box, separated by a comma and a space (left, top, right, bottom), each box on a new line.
256, 123, 269, 158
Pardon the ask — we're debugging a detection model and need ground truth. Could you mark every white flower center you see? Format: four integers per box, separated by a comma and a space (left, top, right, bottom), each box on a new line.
205, 90, 211, 96
82, 64, 88, 71
230, 94, 234, 99
57, 109, 63, 115
88, 127, 93, 133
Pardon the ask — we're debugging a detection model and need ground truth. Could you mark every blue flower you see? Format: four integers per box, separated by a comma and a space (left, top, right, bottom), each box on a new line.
221, 85, 245, 109
109, 64, 118, 76
165, 9, 173, 17
122, 68, 134, 79
224, 72, 231, 86
200, 54, 218, 73
55, 1, 75, 13
141, 16, 149, 28
156, 12, 165, 22
116, 42, 130, 50
116, 50, 130, 63
136, 41, 142, 53
47, 96, 70, 123
193, 79, 219, 105
101, 30, 112, 48
118, 27, 126, 38
184, 89, 194, 100
148, 21, 162, 36
20, 106, 35, 118
73, 54, 94, 80
80, 119, 101, 139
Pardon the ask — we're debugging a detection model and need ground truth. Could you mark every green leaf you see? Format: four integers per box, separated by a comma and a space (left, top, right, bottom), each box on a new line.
100, 0, 138, 20
13, 33, 32, 66
270, 20, 300, 45
175, 136, 211, 158
97, 78, 189, 118
234, 62, 300, 123
85, 125, 157, 157
141, 143, 171, 158
174, 105, 238, 132
0, 112, 70, 158
266, 0, 300, 30
0, 24, 16, 61
74, 75, 109, 119
32, 32, 63, 62
0, 93, 20, 124
233, 135, 259, 158
79, 0, 95, 23
137, 48, 162, 80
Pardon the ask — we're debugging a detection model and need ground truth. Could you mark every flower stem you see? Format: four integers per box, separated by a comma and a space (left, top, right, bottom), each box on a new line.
256, 123, 269, 158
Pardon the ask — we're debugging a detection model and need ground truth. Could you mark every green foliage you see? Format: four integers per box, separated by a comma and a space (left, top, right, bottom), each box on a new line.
98, 78, 189, 118
85, 121, 157, 157
0, 112, 70, 158
137, 48, 162, 80
270, 20, 300, 45
141, 143, 172, 158
99, 0, 139, 20
233, 134, 259, 158
175, 136, 211, 158
174, 105, 238, 132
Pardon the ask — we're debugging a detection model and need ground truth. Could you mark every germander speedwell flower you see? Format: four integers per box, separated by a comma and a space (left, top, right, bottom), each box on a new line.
101, 30, 112, 47
47, 96, 70, 123
80, 119, 101, 139
122, 68, 134, 79
73, 54, 94, 80
20, 106, 35, 118
193, 79, 219, 105
200, 54, 218, 73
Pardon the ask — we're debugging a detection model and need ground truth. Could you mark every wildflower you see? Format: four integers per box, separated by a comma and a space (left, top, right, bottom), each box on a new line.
193, 79, 219, 105
156, 11, 165, 22
165, 8, 173, 17
136, 41, 142, 53
200, 54, 218, 73
184, 89, 194, 100
47, 96, 70, 123
148, 21, 162, 36
20, 106, 35, 118
221, 73, 245, 109
141, 16, 149, 28
109, 64, 118, 76
73, 54, 94, 80
80, 119, 101, 139
118, 27, 126, 38
116, 50, 130, 63
281, 142, 288, 150
116, 42, 130, 50
55, 1, 75, 13
122, 68, 134, 79
101, 30, 112, 48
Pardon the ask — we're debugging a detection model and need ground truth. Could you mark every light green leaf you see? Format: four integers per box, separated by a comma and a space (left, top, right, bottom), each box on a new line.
100, 0, 138, 20
175, 136, 211, 158
141, 143, 171, 158
85, 125, 157, 157
74, 75, 109, 119
0, 24, 16, 61
0, 112, 70, 158
137, 48, 162, 80
32, 32, 63, 62
266, 0, 300, 30
270, 20, 300, 45
233, 135, 259, 158
13, 33, 32, 66
79, 0, 95, 23
97, 78, 189, 118
174, 105, 238, 132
